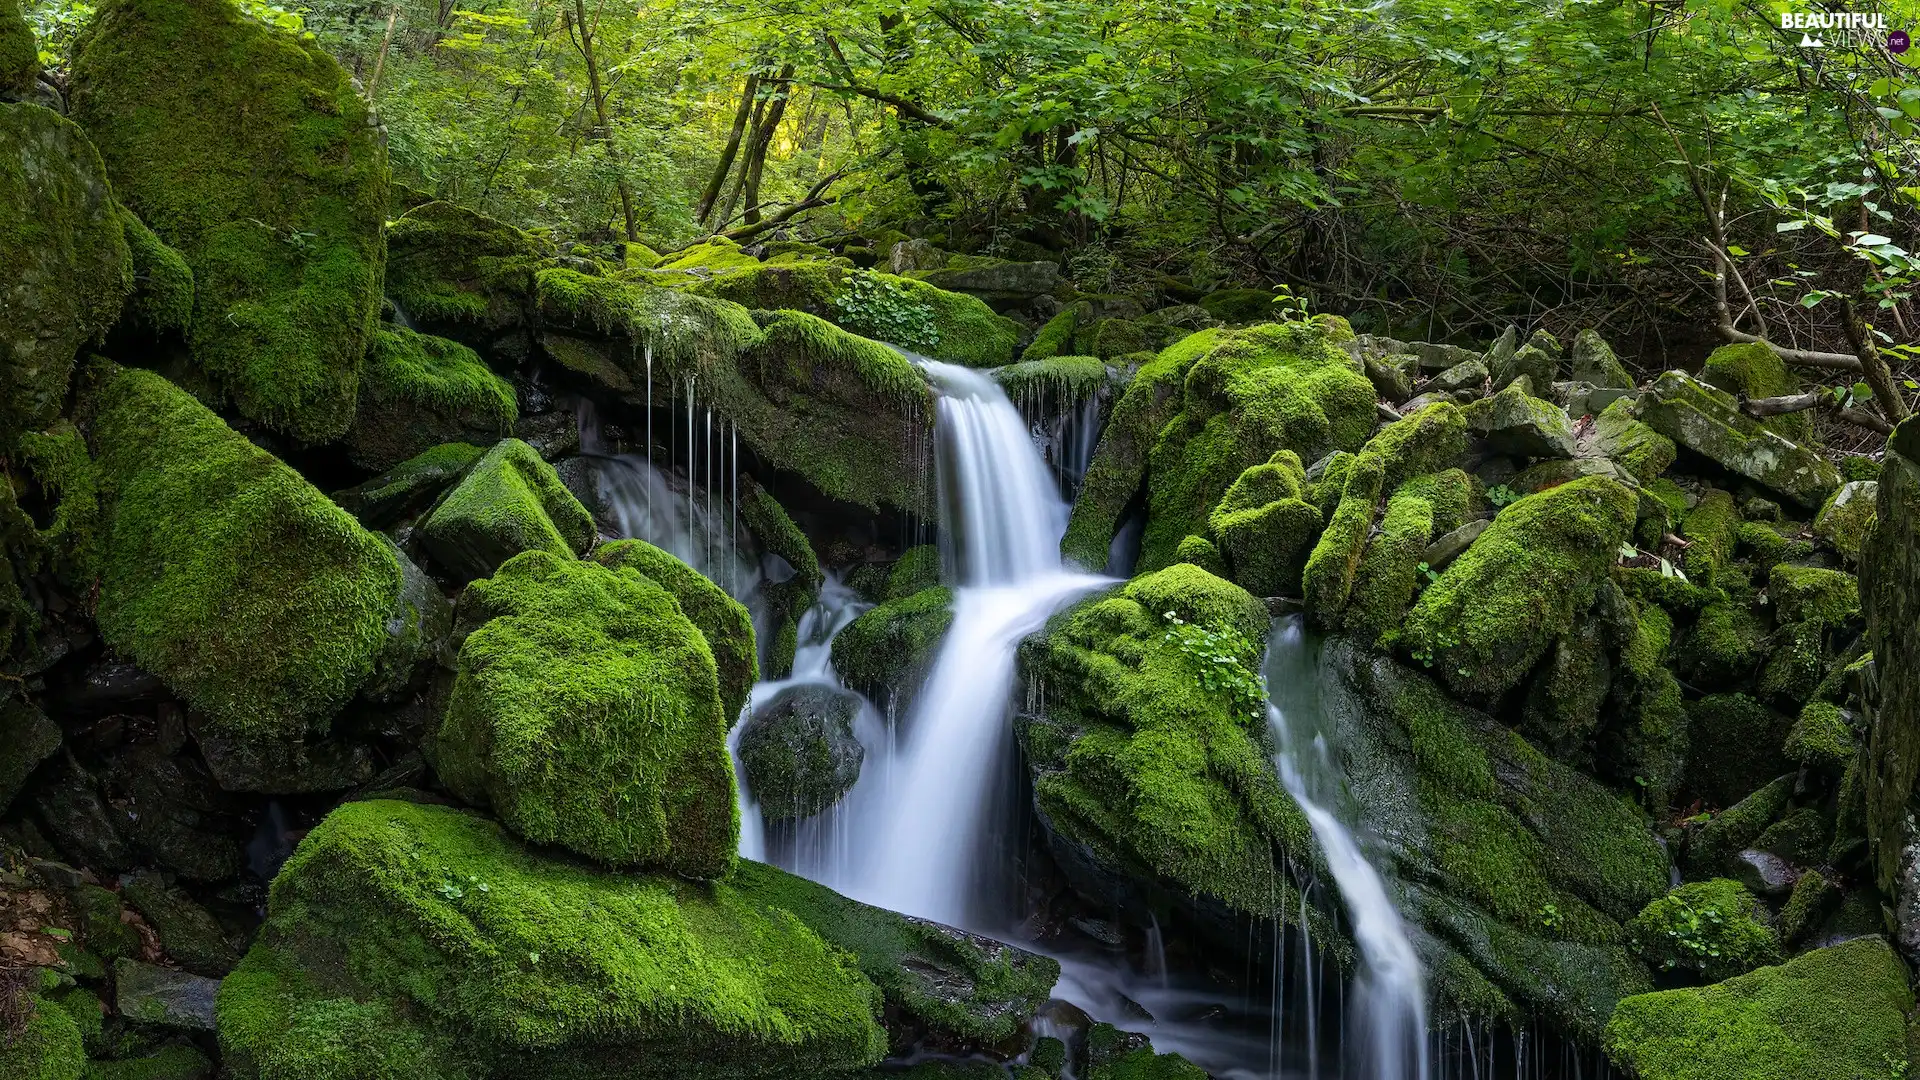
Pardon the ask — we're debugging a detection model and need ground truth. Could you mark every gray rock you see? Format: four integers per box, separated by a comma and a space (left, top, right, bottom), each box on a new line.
739, 684, 865, 820
1481, 326, 1518, 374
917, 259, 1063, 302
1364, 353, 1416, 403
514, 408, 579, 460
120, 870, 240, 976
887, 238, 948, 274
34, 757, 135, 872
1422, 519, 1491, 572
192, 718, 377, 795
1494, 343, 1558, 393
0, 697, 59, 816
1410, 340, 1482, 371
362, 541, 452, 704
1733, 849, 1798, 897
1429, 359, 1489, 394
1814, 479, 1877, 562
332, 442, 487, 530
114, 959, 220, 1030
1571, 329, 1633, 389
1634, 371, 1843, 509
1140, 304, 1215, 330
1465, 384, 1576, 459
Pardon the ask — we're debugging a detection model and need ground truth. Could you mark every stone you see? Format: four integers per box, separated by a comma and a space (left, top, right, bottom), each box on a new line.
120, 870, 239, 976
1428, 359, 1488, 394
191, 721, 377, 795
1585, 397, 1675, 482
1363, 353, 1415, 403
1570, 329, 1633, 389
1813, 479, 1876, 563
346, 326, 517, 471
1464, 384, 1576, 459
1865, 418, 1920, 901
332, 442, 486, 530
887, 237, 948, 273
1409, 341, 1482, 371
1634, 371, 1842, 509
739, 685, 865, 821
1732, 849, 1797, 897
915, 257, 1063, 303
0, 696, 59, 815
830, 586, 953, 711
1420, 518, 1489, 572
115, 958, 220, 1030
1493, 344, 1557, 393
418, 437, 595, 582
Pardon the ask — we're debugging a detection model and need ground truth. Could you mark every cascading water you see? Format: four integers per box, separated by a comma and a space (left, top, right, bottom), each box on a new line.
1266, 616, 1429, 1080
846, 360, 1106, 928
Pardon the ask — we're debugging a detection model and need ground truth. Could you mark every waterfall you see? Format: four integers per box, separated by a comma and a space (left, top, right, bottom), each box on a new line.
848, 360, 1106, 928
1265, 617, 1429, 1080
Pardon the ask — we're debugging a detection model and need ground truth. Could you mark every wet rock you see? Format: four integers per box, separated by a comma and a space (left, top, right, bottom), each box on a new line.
347, 327, 518, 471
739, 685, 864, 821
513, 407, 579, 461
1465, 384, 1576, 459
1634, 371, 1842, 509
119, 870, 239, 976
360, 541, 453, 705
0, 696, 59, 815
418, 437, 595, 582
1731, 849, 1796, 898
102, 747, 245, 880
915, 258, 1063, 304
114, 958, 218, 1030
333, 441, 487, 531
190, 719, 377, 796
34, 757, 135, 872
831, 586, 954, 712
384, 200, 551, 342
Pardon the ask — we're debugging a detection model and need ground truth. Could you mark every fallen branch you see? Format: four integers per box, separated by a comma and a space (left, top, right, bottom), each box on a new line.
715, 169, 849, 244
1741, 392, 1893, 435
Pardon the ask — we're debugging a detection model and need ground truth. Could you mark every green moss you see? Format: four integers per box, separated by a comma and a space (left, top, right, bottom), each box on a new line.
1605, 938, 1910, 1080
1021, 303, 1088, 361
1343, 470, 1471, 644
1733, 520, 1789, 564
1301, 454, 1384, 620
1207, 458, 1322, 598
1196, 288, 1278, 323
1685, 694, 1792, 810
1018, 566, 1309, 915
830, 586, 953, 707
994, 355, 1109, 409
385, 201, 551, 330
0, 0, 36, 93
71, 884, 138, 962
0, 103, 132, 447
884, 545, 941, 599
120, 870, 239, 976
333, 441, 485, 529
1604, 603, 1690, 807
1080, 318, 1159, 360
738, 476, 820, 679
1775, 869, 1836, 946
1626, 879, 1779, 982
114, 205, 193, 334
1171, 533, 1224, 575
1700, 342, 1808, 441
1685, 774, 1792, 874
217, 799, 887, 1080
1635, 371, 1842, 510
81, 1045, 212, 1080
592, 539, 757, 726
70, 0, 387, 444
13, 420, 102, 588
1680, 489, 1739, 585
1060, 338, 1202, 570
1401, 475, 1636, 700
1139, 323, 1378, 571
85, 363, 400, 745
738, 685, 861, 820
1768, 564, 1859, 624
1592, 398, 1675, 481
1814, 480, 1877, 563
1758, 618, 1828, 707
1786, 700, 1854, 770
0, 991, 85, 1080
349, 327, 517, 470
435, 550, 736, 876
45, 991, 100, 1058
418, 438, 593, 582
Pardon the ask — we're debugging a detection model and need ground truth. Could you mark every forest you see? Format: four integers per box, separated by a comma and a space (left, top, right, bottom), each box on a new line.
1, 0, 1919, 1078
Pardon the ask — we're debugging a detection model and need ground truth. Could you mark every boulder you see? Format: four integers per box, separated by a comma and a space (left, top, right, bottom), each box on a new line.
912, 255, 1063, 304
1604, 938, 1911, 1080
1571, 329, 1633, 389
71, 0, 387, 443
1634, 371, 1841, 509
1195, 288, 1278, 323
86, 364, 403, 755
418, 438, 594, 582
115, 959, 220, 1031
1464, 384, 1576, 459
0, 695, 59, 814
1428, 358, 1488, 394
1700, 341, 1809, 441
1205, 450, 1322, 597
830, 586, 953, 711
384, 200, 552, 338
116, 203, 195, 336
1586, 397, 1675, 481
1493, 343, 1557, 393
739, 684, 864, 820
1625, 879, 1779, 982
346, 326, 517, 471
1421, 518, 1489, 572
332, 441, 487, 530
739, 476, 821, 678
434, 550, 737, 876
120, 869, 240, 976
1813, 479, 1875, 562
0, 987, 85, 1080
592, 539, 757, 726
1, 101, 132, 446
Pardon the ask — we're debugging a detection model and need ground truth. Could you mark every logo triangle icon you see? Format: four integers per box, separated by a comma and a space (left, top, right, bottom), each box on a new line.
1799, 32, 1823, 47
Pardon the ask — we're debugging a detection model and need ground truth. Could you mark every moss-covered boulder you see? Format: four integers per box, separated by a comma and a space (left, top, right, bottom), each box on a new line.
737, 475, 821, 678
347, 327, 517, 471
434, 550, 736, 876
1589, 397, 1675, 482
592, 539, 756, 726
384, 200, 552, 336
1604, 937, 1911, 1080
1017, 565, 1313, 917
1700, 341, 1809, 441
739, 684, 864, 820
1, 102, 132, 447
418, 438, 594, 582
115, 203, 195, 336
0, 983, 85, 1080
1864, 416, 1920, 899
1634, 372, 1841, 510
1, 0, 37, 95
333, 441, 486, 530
1399, 475, 1635, 700
0, 696, 59, 816
1684, 694, 1792, 809
1625, 879, 1779, 982
85, 364, 403, 758
1205, 450, 1322, 597
1464, 384, 1575, 459
1061, 343, 1194, 571
1570, 329, 1633, 389
70, 0, 387, 444
216, 799, 887, 1080
1813, 479, 1875, 563
830, 586, 953, 709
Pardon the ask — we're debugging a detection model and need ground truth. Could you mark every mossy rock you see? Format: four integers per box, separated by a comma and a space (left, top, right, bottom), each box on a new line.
347, 326, 517, 471
1, 102, 133, 447
1571, 328, 1632, 389
993, 354, 1111, 411
882, 544, 942, 600
1625, 879, 1779, 982
1083, 1024, 1208, 1080
120, 870, 239, 977
1132, 323, 1377, 572
1338, 469, 1471, 645
434, 550, 736, 876
418, 438, 593, 582
71, 0, 387, 444
1017, 565, 1312, 917
1604, 937, 1912, 1080
1685, 695, 1792, 809
1021, 302, 1088, 361
115, 203, 194, 336
333, 441, 487, 530
85, 363, 402, 751
1399, 475, 1636, 700
1785, 700, 1854, 770
1463, 384, 1575, 459
216, 799, 887, 1080
0, 696, 60, 816
385, 200, 553, 334
1060, 339, 1197, 570
592, 539, 756, 726
80, 1045, 212, 1080
1205, 450, 1321, 598
1590, 397, 1675, 482
0, 0, 37, 95
0, 988, 85, 1080
1768, 564, 1858, 624
829, 586, 953, 709
1813, 479, 1876, 563
1700, 341, 1809, 442
1684, 774, 1793, 876
737, 476, 820, 679
1195, 288, 1278, 323
1634, 372, 1841, 510
738, 684, 863, 821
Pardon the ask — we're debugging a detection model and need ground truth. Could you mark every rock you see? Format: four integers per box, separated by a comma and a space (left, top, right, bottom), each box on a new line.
1563, 382, 1639, 419
739, 476, 822, 679
100, 746, 245, 877
70, 0, 387, 444
914, 256, 1063, 304
120, 870, 239, 976
86, 363, 404, 756
1409, 341, 1482, 371
1700, 341, 1810, 442
1685, 696, 1792, 810
1571, 329, 1633, 389
116, 204, 195, 336
435, 550, 736, 875
213, 799, 956, 1077
115, 959, 219, 1031
418, 437, 594, 582
1363, 352, 1416, 403
191, 720, 377, 795
0, 987, 85, 1080
592, 539, 757, 726
332, 441, 486, 530
1421, 518, 1489, 572
1085, 1024, 1207, 1080
33, 757, 135, 872
1195, 288, 1278, 323
1813, 479, 1875, 562
1634, 371, 1842, 509
1769, 564, 1857, 624
1021, 301, 1090, 360
1865, 418, 1920, 901
887, 237, 948, 274
1519, 610, 1611, 756
346, 326, 517, 471
1685, 774, 1793, 876
1, 0, 38, 96
0, 696, 59, 814
1585, 397, 1675, 481
360, 540, 453, 704
384, 200, 551, 340
1464, 384, 1576, 459
1140, 303, 1215, 330
512, 407, 578, 460
1400, 475, 1635, 700
830, 586, 953, 711
1625, 879, 1779, 982
1604, 938, 1911, 1080
83, 1046, 212, 1080
739, 685, 864, 821
1205, 450, 1322, 597
1, 101, 132, 446
1428, 358, 1488, 393
1493, 344, 1557, 393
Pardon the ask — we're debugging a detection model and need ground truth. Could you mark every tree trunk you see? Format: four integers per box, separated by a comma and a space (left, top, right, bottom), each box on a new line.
696, 71, 761, 228
570, 0, 638, 242
1844, 298, 1912, 425
740, 65, 795, 228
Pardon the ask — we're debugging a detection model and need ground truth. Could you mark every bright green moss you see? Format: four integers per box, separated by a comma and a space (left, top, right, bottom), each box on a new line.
1605, 938, 1910, 1080
1207, 451, 1322, 597
1171, 533, 1224, 574
0, 103, 132, 447
13, 420, 101, 588
994, 354, 1109, 409
1768, 564, 1859, 624
884, 544, 941, 599
1786, 700, 1854, 769
1592, 398, 1675, 481
1776, 869, 1835, 945
738, 476, 819, 678
830, 586, 953, 706
1605, 603, 1690, 807
80, 1045, 212, 1080
0, 991, 85, 1080
1306, 449, 1354, 517
218, 799, 887, 1080
1018, 567, 1309, 916
1626, 879, 1779, 982
86, 363, 400, 744
350, 326, 517, 471
436, 550, 736, 876
1401, 475, 1636, 700
1301, 454, 1384, 620
1685, 773, 1792, 874
1021, 302, 1087, 361
1677, 598, 1766, 687
1680, 489, 1738, 585
385, 201, 551, 330
114, 205, 193, 334
592, 539, 757, 726
418, 438, 593, 582
333, 441, 485, 529
1733, 519, 1789, 564
1345, 470, 1471, 645
0, 0, 36, 93
1685, 694, 1792, 810
70, 0, 387, 444
1700, 342, 1808, 441
1139, 322, 1378, 570
1813, 480, 1876, 563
